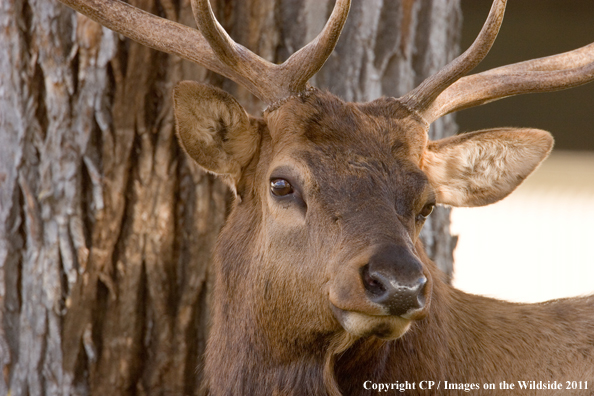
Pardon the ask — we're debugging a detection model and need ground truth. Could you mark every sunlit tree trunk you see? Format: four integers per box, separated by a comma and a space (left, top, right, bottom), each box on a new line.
0, 0, 459, 394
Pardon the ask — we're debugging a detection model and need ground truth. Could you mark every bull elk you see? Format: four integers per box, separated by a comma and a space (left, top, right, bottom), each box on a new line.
58, 0, 594, 394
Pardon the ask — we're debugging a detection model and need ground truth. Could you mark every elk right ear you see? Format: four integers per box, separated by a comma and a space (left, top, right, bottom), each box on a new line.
173, 81, 260, 187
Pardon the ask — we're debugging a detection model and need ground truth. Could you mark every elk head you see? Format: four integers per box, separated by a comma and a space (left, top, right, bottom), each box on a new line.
58, 0, 594, 391
169, 0, 559, 343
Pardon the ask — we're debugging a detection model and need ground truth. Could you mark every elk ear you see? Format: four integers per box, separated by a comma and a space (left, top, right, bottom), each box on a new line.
173, 81, 260, 187
421, 128, 553, 207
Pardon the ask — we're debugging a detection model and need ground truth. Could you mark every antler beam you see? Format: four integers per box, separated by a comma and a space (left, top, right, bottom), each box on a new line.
59, 0, 226, 77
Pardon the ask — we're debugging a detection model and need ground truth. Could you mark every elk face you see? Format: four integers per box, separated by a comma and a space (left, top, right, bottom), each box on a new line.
173, 82, 553, 345
259, 91, 436, 341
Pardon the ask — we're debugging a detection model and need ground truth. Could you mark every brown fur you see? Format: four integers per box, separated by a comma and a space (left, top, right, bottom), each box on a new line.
173, 85, 592, 395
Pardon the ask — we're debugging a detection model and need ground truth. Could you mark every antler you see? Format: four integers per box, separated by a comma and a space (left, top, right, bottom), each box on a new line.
59, 0, 351, 104
401, 0, 594, 124
422, 42, 594, 123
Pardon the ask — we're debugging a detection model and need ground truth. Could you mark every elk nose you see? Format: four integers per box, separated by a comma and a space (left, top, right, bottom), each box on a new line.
360, 245, 428, 317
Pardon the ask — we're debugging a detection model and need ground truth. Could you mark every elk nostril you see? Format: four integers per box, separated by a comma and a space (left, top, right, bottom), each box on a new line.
361, 264, 386, 296
413, 277, 428, 306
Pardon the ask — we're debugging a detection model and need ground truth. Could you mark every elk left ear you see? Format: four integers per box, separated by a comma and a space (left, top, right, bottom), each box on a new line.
173, 81, 261, 188
421, 128, 553, 207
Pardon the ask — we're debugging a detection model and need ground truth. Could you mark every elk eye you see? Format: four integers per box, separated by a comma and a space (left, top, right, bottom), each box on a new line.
417, 203, 435, 221
270, 178, 294, 196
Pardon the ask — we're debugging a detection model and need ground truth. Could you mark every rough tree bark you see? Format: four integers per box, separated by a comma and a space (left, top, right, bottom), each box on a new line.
0, 0, 459, 394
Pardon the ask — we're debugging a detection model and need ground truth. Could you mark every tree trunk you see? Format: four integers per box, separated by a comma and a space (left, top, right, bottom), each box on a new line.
0, 0, 459, 394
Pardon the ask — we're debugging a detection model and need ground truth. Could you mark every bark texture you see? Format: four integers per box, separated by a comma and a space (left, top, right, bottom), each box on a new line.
0, 0, 459, 394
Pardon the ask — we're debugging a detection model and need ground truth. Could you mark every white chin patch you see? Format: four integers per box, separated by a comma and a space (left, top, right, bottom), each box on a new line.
336, 310, 412, 340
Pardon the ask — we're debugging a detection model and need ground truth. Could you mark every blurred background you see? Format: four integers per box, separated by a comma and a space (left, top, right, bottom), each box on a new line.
452, 0, 594, 302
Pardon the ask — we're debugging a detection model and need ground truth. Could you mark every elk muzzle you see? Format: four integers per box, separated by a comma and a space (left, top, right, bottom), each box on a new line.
329, 243, 431, 339
361, 244, 428, 318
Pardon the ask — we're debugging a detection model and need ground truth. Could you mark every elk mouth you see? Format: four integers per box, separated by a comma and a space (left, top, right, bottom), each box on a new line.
330, 304, 413, 340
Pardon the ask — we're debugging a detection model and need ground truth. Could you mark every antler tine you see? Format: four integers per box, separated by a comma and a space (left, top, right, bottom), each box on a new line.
401, 0, 507, 113
279, 0, 351, 93
422, 42, 594, 123
191, 0, 243, 66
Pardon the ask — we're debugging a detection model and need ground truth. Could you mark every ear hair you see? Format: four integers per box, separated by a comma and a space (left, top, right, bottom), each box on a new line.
173, 81, 260, 188
421, 128, 553, 207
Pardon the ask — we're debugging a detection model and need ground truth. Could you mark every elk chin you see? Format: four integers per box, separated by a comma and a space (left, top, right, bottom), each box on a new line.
330, 305, 412, 340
